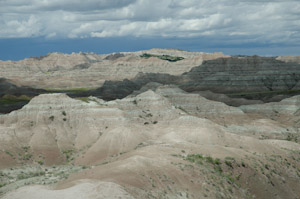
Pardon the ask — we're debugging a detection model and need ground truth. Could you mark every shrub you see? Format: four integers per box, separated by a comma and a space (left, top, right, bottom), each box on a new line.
0, 183, 6, 188
22, 146, 30, 152
22, 153, 33, 161
4, 150, 14, 157
49, 116, 54, 121
225, 160, 233, 168
140, 53, 184, 62
37, 160, 44, 165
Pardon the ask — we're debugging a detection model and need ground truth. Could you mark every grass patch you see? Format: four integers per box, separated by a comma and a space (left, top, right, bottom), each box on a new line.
75, 97, 90, 103
185, 154, 240, 185
0, 183, 6, 188
285, 133, 298, 143
185, 154, 222, 172
62, 149, 75, 162
140, 53, 184, 62
22, 153, 33, 161
37, 160, 44, 165
21, 146, 30, 152
17, 171, 45, 180
225, 157, 235, 168
4, 150, 14, 158
0, 95, 31, 105
0, 165, 86, 196
44, 88, 94, 93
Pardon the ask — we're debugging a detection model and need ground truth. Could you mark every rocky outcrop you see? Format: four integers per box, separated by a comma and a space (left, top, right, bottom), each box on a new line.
81, 56, 300, 103
0, 78, 46, 113
0, 90, 182, 166
0, 78, 44, 97
240, 95, 300, 129
2, 54, 300, 114
181, 56, 300, 94
1, 50, 300, 199
193, 90, 264, 106
277, 56, 300, 64
0, 49, 229, 89
1, 87, 300, 199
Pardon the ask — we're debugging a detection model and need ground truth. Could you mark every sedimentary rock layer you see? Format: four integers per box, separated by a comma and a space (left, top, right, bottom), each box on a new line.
0, 49, 228, 89
0, 86, 299, 198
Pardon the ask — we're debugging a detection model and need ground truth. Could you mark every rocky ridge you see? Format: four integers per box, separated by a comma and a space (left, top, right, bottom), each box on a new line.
1, 49, 300, 199
83, 56, 300, 103
0, 49, 228, 89
0, 85, 300, 199
1, 50, 300, 115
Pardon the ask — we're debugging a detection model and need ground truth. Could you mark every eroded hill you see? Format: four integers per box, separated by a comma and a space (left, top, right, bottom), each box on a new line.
0, 85, 300, 199
0, 49, 228, 89
0, 49, 300, 199
1, 50, 300, 115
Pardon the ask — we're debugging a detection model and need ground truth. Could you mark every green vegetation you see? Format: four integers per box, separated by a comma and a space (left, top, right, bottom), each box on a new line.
22, 153, 33, 161
37, 160, 44, 165
185, 154, 222, 171
285, 133, 298, 143
0, 95, 31, 105
19, 146, 33, 161
225, 157, 235, 168
140, 53, 184, 62
49, 115, 54, 121
185, 154, 239, 185
0, 183, 6, 188
62, 149, 74, 162
17, 171, 45, 180
21, 146, 30, 152
0, 165, 86, 196
44, 87, 94, 94
76, 97, 90, 103
4, 150, 14, 158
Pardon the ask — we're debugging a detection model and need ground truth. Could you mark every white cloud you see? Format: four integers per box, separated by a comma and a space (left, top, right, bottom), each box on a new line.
0, 0, 136, 12
0, 0, 299, 45
46, 32, 57, 38
0, 15, 41, 38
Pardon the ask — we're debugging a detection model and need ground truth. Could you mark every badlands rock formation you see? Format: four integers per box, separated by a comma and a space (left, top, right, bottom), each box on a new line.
277, 56, 300, 64
181, 56, 300, 94
0, 49, 300, 199
0, 78, 45, 113
0, 85, 300, 199
0, 78, 43, 97
0, 49, 228, 89
85, 56, 300, 103
1, 49, 300, 115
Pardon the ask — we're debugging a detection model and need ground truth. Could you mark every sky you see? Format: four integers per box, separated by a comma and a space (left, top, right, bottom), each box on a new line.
0, 0, 299, 60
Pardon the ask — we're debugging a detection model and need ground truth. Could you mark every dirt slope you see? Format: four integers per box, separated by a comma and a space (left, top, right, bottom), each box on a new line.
1, 86, 300, 199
